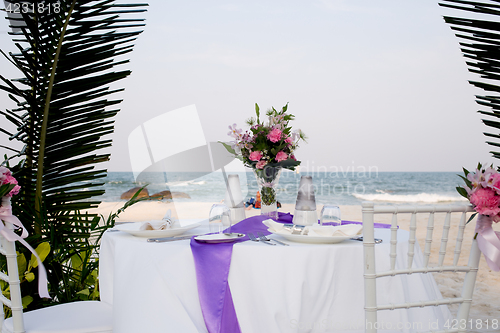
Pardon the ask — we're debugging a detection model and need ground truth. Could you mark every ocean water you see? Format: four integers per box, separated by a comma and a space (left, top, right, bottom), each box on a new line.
94, 171, 468, 206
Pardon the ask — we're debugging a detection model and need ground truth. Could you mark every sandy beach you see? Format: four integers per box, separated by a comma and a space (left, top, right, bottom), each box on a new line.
88, 201, 500, 332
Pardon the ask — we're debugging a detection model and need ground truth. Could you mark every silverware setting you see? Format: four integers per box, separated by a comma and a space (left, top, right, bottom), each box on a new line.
146, 232, 382, 244
248, 232, 273, 246
283, 224, 307, 235
283, 224, 383, 244
350, 236, 383, 244
255, 232, 275, 245
247, 232, 259, 242
256, 232, 289, 246
147, 235, 198, 243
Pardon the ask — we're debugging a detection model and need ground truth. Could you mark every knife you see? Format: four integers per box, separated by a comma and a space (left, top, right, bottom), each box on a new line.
147, 235, 197, 243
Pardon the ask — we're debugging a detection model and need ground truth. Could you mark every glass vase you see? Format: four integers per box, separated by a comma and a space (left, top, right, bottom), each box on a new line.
253, 167, 282, 220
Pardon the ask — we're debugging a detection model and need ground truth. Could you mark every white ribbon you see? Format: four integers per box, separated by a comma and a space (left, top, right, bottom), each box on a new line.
476, 214, 500, 272
0, 198, 50, 298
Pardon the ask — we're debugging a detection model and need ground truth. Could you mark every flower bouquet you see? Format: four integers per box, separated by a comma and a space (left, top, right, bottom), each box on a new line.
457, 163, 500, 271
457, 163, 500, 221
221, 103, 306, 218
0, 166, 21, 209
0, 166, 50, 297
0, 166, 22, 237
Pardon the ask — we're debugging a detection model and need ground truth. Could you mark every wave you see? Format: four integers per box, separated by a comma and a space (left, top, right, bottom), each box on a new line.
352, 192, 468, 203
167, 180, 207, 187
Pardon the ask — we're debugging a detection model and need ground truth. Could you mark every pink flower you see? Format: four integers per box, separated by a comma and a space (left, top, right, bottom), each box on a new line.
256, 160, 267, 169
249, 151, 263, 161
284, 137, 293, 144
0, 166, 11, 183
227, 124, 242, 139
4, 174, 17, 185
290, 154, 296, 161
8, 185, 20, 197
267, 128, 282, 143
470, 187, 500, 216
486, 173, 500, 194
0, 168, 21, 197
480, 166, 496, 186
275, 151, 288, 162
467, 169, 484, 191
243, 142, 253, 150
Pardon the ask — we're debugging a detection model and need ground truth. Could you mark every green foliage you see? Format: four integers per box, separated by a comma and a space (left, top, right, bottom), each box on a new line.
456, 185, 469, 199
260, 186, 276, 206
0, 184, 15, 198
0, 0, 147, 310
0, 241, 50, 316
440, 1, 500, 160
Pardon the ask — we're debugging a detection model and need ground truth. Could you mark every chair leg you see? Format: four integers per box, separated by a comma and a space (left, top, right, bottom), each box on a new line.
363, 202, 378, 333
456, 238, 481, 333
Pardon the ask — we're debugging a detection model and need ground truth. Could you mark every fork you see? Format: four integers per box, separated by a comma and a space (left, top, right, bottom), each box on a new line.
247, 232, 260, 243
248, 232, 274, 246
257, 232, 288, 246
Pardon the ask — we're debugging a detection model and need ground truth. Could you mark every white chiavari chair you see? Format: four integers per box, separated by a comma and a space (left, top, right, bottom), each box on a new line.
0, 226, 112, 333
362, 201, 481, 333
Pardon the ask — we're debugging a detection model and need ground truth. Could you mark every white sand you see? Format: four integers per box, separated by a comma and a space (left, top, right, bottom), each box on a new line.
87, 201, 500, 331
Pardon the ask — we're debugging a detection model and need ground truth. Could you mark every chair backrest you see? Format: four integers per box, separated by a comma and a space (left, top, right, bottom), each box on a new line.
362, 201, 480, 333
0, 224, 26, 333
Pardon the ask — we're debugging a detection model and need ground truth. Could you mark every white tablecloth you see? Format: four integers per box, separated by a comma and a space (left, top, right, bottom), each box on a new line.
99, 222, 452, 333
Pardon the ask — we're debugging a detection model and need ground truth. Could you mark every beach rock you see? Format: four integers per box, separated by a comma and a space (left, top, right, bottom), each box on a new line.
150, 190, 191, 200
120, 187, 149, 200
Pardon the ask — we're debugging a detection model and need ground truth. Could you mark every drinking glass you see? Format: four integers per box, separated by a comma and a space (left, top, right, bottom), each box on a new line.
320, 205, 341, 226
209, 204, 232, 234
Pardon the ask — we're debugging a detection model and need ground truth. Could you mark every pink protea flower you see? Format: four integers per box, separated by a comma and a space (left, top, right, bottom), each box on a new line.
256, 160, 267, 169
470, 187, 500, 216
249, 151, 263, 161
275, 151, 288, 162
267, 128, 282, 143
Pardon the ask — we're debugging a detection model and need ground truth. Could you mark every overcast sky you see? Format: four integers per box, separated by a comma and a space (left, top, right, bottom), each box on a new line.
0, 0, 496, 172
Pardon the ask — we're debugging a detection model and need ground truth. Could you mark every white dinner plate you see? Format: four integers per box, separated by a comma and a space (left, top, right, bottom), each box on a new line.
268, 229, 352, 244
114, 221, 201, 238
194, 233, 245, 243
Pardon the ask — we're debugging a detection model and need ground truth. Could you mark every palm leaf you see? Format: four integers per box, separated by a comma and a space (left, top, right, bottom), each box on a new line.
2, 0, 146, 218
440, 0, 500, 160
0, 0, 147, 307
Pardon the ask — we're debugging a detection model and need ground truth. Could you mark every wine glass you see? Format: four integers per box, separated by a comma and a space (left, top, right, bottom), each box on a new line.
209, 204, 232, 234
320, 204, 341, 226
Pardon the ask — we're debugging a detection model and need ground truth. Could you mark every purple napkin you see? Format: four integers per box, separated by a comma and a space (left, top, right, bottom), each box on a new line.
190, 213, 390, 333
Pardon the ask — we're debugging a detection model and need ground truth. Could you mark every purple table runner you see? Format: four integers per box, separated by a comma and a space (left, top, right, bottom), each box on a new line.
190, 213, 390, 333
